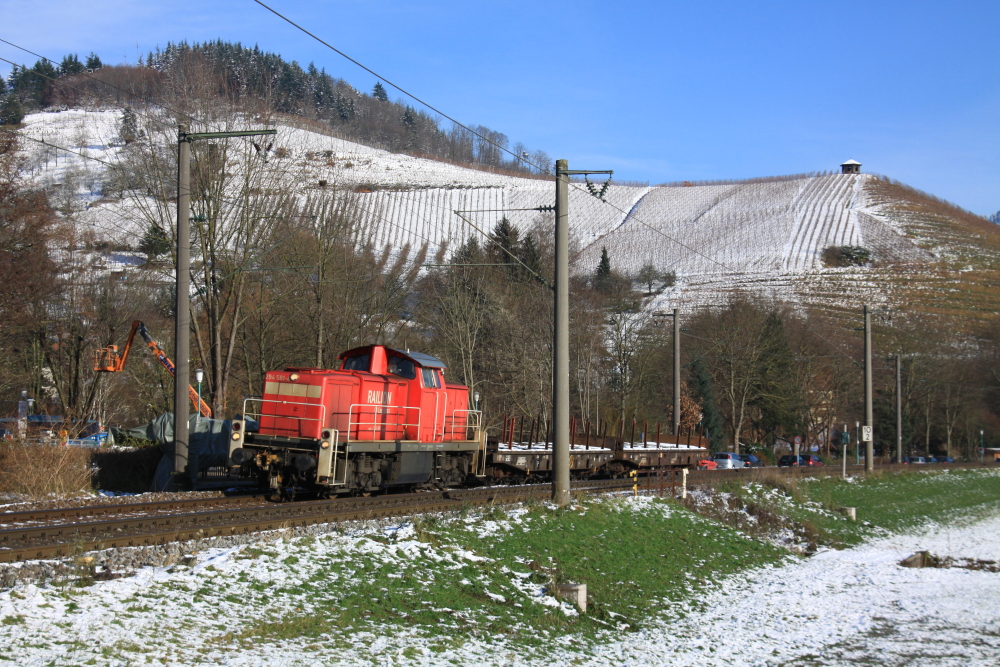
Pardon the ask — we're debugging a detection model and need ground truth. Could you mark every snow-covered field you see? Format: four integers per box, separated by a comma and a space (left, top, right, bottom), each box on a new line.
15, 108, 953, 312
1, 493, 997, 666
617, 515, 1000, 667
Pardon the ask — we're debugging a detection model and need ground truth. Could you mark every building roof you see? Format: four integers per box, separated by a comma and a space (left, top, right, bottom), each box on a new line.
841, 159, 862, 166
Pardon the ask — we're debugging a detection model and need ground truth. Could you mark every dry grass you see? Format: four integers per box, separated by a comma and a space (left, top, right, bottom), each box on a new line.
0, 442, 93, 500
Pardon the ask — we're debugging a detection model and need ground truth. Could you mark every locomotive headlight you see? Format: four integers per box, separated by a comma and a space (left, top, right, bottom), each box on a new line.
289, 373, 300, 382
320, 441, 330, 449
232, 432, 241, 441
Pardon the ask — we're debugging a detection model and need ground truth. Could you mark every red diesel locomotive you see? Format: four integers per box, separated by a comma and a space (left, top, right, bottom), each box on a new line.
228, 345, 484, 497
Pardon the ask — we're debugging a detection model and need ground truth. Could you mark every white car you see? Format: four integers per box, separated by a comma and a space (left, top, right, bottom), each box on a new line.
713, 452, 745, 469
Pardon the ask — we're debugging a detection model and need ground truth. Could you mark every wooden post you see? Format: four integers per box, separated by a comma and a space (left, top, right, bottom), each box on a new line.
518, 416, 525, 447
655, 422, 661, 449
584, 419, 591, 450
629, 419, 636, 451
570, 416, 577, 449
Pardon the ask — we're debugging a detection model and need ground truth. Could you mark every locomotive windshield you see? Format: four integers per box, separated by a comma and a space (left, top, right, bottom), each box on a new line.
387, 355, 416, 379
341, 354, 370, 372
421, 367, 441, 388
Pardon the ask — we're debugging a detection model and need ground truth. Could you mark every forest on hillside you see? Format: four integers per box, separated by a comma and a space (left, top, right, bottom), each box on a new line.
1, 41, 552, 176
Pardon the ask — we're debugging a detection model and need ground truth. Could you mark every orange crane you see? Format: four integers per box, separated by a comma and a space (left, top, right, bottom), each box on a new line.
93, 320, 212, 418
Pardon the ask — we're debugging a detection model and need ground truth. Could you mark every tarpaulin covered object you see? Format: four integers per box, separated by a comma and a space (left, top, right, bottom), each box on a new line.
111, 413, 232, 490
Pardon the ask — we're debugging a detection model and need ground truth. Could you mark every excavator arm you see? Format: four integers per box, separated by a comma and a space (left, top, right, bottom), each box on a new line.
93, 320, 212, 418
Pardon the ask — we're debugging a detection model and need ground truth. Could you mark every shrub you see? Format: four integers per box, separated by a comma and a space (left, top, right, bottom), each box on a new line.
0, 442, 92, 500
821, 245, 871, 267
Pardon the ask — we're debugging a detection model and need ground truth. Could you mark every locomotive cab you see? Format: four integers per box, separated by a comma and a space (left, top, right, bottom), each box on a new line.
229, 345, 483, 497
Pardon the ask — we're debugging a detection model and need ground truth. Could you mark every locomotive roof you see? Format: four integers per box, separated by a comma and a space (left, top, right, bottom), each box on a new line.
387, 348, 448, 369
339, 344, 448, 369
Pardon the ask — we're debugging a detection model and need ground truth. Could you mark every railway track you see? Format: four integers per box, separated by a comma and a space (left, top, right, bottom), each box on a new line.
0, 462, 992, 563
0, 494, 267, 527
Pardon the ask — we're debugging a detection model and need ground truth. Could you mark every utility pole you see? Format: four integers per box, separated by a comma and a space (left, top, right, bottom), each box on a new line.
864, 305, 874, 472
552, 159, 611, 507
174, 124, 191, 477
673, 308, 681, 437
174, 125, 276, 479
895, 355, 902, 464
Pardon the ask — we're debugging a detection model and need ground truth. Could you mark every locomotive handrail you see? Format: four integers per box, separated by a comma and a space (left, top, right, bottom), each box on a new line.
346, 403, 421, 443
328, 429, 348, 487
242, 397, 328, 434
450, 409, 482, 440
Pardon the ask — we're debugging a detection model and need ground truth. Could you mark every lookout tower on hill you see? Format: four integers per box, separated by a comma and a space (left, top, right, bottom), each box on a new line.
841, 159, 862, 174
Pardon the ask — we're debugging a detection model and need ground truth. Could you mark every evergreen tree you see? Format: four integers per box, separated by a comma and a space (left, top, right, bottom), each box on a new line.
119, 107, 138, 144
372, 81, 388, 101
690, 356, 726, 452
138, 223, 171, 258
0, 77, 6, 97
751, 313, 802, 441
85, 53, 103, 70
516, 235, 541, 282
594, 246, 613, 291
0, 94, 24, 126
9, 59, 57, 109
488, 217, 518, 263
58, 54, 84, 77
451, 236, 483, 265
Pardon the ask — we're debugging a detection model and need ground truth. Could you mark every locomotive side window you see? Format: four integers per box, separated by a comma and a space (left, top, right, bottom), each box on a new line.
388, 355, 416, 379
421, 367, 440, 388
342, 354, 371, 372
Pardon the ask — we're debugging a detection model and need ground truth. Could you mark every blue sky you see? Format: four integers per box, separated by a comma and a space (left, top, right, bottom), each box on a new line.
2, 0, 998, 215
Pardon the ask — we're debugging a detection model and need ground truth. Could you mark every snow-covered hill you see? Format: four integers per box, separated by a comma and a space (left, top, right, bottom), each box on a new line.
16, 108, 995, 317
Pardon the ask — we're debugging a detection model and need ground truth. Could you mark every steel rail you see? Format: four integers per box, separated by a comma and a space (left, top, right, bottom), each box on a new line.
0, 494, 266, 526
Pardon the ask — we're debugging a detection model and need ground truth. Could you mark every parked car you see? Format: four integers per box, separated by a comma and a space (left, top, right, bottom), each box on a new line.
739, 454, 765, 468
801, 455, 824, 466
927, 456, 955, 463
778, 455, 805, 467
698, 458, 718, 470
904, 456, 928, 464
712, 452, 745, 469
